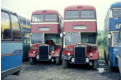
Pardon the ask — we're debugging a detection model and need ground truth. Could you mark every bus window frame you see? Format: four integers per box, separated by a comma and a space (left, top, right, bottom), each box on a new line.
1, 10, 13, 41
118, 28, 121, 43
80, 10, 95, 19
10, 13, 23, 41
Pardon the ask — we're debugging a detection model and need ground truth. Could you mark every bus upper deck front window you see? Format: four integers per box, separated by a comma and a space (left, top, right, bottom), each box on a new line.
45, 14, 57, 22
112, 8, 121, 18
32, 14, 44, 22
81, 33, 96, 44
31, 33, 43, 44
65, 32, 80, 45
65, 11, 79, 19
80, 10, 95, 19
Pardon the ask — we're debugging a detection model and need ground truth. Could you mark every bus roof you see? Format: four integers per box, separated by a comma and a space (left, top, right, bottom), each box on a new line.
32, 10, 59, 15
1, 7, 17, 15
110, 2, 121, 9
64, 5, 96, 11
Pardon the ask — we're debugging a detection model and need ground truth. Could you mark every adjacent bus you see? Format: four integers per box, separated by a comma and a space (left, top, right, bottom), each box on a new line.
19, 16, 30, 60
117, 28, 121, 75
28, 10, 63, 64
104, 2, 121, 70
1, 8, 23, 79
62, 5, 99, 69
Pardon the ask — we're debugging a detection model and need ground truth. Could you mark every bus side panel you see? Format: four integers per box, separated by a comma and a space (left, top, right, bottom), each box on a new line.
109, 18, 121, 31
108, 47, 118, 67
1, 42, 23, 72
118, 46, 121, 74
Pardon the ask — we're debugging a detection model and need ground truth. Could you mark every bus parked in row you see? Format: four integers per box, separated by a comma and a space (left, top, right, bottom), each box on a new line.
62, 5, 99, 69
28, 10, 63, 64
19, 16, 30, 60
117, 28, 121, 75
104, 2, 121, 70
1, 8, 23, 79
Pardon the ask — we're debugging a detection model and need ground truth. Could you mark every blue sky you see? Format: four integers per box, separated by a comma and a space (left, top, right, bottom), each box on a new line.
1, 0, 121, 30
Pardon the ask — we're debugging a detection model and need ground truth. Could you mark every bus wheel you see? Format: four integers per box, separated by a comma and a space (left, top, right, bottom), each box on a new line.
56, 57, 60, 65
29, 58, 35, 65
93, 60, 98, 70
108, 57, 114, 71
13, 70, 20, 76
63, 60, 69, 69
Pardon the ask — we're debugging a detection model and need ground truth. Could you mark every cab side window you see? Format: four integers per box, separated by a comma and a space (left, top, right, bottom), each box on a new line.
11, 14, 22, 39
1, 11, 11, 39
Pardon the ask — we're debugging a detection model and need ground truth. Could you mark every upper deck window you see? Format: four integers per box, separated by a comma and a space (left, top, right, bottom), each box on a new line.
32, 14, 44, 22
112, 8, 121, 18
45, 14, 57, 22
80, 10, 95, 19
65, 11, 79, 19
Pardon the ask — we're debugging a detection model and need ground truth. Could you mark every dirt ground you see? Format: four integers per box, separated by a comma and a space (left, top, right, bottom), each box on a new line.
3, 59, 121, 80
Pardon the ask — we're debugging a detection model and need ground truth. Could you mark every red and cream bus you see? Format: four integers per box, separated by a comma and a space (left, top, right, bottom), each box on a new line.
62, 5, 99, 69
28, 10, 63, 64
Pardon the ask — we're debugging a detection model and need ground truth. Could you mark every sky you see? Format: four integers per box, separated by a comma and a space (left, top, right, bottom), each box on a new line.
1, 0, 121, 30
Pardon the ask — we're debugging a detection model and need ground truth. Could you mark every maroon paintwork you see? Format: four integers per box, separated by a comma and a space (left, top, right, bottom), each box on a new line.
64, 5, 97, 19
31, 10, 59, 33
64, 5, 97, 32
29, 10, 62, 59
63, 5, 99, 61
64, 21, 97, 32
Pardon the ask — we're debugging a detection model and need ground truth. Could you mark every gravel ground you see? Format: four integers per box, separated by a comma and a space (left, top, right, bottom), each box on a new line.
3, 59, 121, 80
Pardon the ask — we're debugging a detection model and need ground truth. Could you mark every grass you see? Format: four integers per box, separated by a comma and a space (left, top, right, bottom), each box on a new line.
98, 46, 104, 60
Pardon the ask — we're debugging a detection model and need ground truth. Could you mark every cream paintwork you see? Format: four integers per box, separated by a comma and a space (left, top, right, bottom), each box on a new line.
64, 19, 97, 22
31, 22, 59, 24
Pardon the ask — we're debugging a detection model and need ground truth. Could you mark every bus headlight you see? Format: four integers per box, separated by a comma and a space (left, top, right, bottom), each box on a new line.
33, 51, 36, 54
49, 55, 51, 59
90, 53, 93, 57
52, 51, 54, 54
67, 53, 70, 56
71, 58, 74, 63
86, 58, 89, 63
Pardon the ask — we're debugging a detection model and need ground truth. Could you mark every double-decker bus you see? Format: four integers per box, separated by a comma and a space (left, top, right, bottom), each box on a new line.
19, 16, 30, 60
104, 2, 121, 70
28, 10, 63, 64
62, 5, 99, 69
1, 8, 23, 79
118, 28, 121, 75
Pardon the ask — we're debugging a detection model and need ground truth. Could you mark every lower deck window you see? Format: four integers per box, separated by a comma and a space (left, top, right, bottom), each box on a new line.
81, 33, 96, 44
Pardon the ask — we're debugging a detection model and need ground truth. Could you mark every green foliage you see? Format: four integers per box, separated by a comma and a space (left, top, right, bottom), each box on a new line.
97, 30, 104, 47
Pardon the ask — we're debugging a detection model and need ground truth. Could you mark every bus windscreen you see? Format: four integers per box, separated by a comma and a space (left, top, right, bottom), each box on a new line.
112, 9, 121, 18
81, 33, 96, 44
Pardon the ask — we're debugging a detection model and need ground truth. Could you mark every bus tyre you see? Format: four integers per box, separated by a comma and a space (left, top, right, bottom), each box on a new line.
29, 58, 35, 65
63, 60, 69, 69
93, 60, 98, 70
56, 57, 60, 65
13, 70, 20, 76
